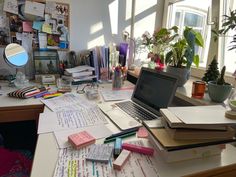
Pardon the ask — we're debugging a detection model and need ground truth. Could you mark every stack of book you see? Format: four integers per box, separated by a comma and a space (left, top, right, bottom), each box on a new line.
64, 65, 96, 84
144, 105, 236, 162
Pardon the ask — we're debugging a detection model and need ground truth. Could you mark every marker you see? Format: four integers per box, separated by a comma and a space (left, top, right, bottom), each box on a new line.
122, 143, 154, 156
105, 128, 138, 140
104, 131, 136, 144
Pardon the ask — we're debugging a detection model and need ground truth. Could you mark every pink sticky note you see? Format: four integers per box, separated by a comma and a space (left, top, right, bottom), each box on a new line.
137, 127, 148, 138
23, 21, 33, 32
68, 131, 96, 149
122, 143, 154, 156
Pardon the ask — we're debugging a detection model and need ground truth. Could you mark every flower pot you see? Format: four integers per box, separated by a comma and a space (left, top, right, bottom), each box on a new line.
166, 66, 190, 87
208, 81, 232, 103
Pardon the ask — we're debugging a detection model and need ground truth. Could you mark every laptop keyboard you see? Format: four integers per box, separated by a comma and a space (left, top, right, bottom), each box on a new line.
115, 101, 159, 120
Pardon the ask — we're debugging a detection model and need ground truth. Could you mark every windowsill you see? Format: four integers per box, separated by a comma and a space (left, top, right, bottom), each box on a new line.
127, 69, 220, 106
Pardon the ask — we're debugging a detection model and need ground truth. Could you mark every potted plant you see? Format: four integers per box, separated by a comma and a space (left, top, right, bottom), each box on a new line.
165, 27, 204, 86
141, 26, 178, 70
208, 66, 232, 103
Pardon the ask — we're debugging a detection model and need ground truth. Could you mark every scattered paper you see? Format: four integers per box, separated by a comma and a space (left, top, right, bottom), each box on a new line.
24, 1, 45, 17
38, 108, 107, 134
100, 89, 133, 101
23, 21, 33, 32
41, 93, 96, 112
21, 33, 33, 53
45, 1, 56, 14
32, 21, 43, 31
0, 16, 7, 27
54, 124, 112, 149
3, 0, 18, 14
53, 140, 160, 177
42, 23, 52, 34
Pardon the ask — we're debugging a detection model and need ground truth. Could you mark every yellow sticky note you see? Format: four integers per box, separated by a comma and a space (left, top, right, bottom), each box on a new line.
42, 23, 52, 34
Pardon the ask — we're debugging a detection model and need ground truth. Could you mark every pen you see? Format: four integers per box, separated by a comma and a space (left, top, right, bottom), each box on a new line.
105, 128, 138, 140
104, 131, 136, 144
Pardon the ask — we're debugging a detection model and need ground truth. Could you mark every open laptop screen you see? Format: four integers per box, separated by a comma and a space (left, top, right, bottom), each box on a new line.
132, 68, 178, 113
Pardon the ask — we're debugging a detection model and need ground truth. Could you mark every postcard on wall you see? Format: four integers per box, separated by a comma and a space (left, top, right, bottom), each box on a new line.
45, 1, 56, 14
3, 0, 18, 15
0, 15, 7, 27
22, 21, 33, 32
24, 1, 45, 18
32, 21, 43, 31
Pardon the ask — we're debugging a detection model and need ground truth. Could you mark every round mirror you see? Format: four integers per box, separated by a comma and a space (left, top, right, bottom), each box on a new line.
4, 43, 28, 68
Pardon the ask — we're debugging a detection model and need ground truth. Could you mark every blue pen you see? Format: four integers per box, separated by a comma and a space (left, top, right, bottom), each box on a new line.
34, 90, 49, 98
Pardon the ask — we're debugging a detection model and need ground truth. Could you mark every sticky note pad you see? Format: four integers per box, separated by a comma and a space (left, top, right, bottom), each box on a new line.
113, 149, 131, 170
122, 143, 154, 156
68, 131, 96, 150
86, 144, 113, 163
137, 127, 148, 138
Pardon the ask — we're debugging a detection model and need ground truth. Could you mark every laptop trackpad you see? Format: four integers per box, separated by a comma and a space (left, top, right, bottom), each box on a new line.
106, 109, 141, 130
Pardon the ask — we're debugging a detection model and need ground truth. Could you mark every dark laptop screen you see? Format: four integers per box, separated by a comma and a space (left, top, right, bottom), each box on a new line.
132, 68, 178, 112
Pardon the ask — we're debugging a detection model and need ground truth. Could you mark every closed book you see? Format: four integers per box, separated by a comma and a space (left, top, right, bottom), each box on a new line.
161, 117, 235, 140
145, 126, 235, 151
68, 131, 96, 149
160, 108, 227, 130
148, 131, 224, 163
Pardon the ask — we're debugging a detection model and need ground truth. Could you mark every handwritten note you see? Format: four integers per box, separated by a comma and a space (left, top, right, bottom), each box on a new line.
41, 93, 96, 112
24, 1, 45, 17
23, 21, 33, 32
54, 124, 112, 149
42, 23, 52, 34
86, 144, 113, 163
53, 140, 160, 177
32, 21, 43, 31
3, 0, 18, 14
38, 108, 107, 134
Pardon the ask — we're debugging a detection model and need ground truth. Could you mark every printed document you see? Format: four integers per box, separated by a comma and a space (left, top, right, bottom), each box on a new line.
38, 108, 107, 134
53, 140, 160, 177
100, 89, 133, 101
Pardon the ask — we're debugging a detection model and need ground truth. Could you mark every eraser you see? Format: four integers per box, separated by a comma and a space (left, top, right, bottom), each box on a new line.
137, 127, 148, 138
68, 131, 95, 149
114, 138, 122, 156
122, 143, 154, 156
113, 149, 131, 170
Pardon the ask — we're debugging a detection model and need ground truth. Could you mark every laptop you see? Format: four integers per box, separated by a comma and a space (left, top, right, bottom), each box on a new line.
99, 67, 179, 130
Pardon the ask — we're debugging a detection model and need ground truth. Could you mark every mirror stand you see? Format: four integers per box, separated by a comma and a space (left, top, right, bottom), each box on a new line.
3, 43, 29, 88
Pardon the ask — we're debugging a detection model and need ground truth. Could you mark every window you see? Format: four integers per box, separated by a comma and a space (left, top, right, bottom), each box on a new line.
166, 0, 211, 68
219, 0, 236, 74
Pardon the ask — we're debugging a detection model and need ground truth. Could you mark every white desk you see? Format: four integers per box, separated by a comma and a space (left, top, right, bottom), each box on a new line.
0, 81, 44, 123
31, 133, 236, 177
30, 81, 236, 177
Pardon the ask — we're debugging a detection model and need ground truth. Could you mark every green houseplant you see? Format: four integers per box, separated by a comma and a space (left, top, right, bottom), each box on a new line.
208, 66, 232, 103
142, 26, 178, 70
165, 26, 204, 86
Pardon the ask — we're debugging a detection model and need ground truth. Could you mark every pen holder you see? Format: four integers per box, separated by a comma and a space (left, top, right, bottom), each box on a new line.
112, 71, 123, 89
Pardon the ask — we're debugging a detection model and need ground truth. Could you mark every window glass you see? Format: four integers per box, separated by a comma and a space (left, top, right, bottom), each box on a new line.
220, 0, 236, 73
166, 0, 211, 68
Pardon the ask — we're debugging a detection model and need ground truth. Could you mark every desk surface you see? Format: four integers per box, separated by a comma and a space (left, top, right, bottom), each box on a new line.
30, 81, 236, 177
0, 81, 44, 122
31, 132, 236, 177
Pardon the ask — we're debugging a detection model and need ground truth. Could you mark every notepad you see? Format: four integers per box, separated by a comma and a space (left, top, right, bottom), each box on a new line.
86, 144, 113, 163
68, 131, 95, 149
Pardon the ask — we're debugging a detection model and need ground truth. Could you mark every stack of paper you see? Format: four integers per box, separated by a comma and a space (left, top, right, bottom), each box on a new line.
64, 65, 96, 83
144, 105, 236, 162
